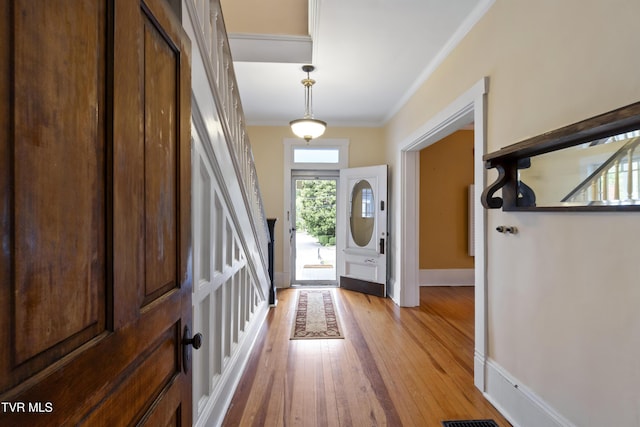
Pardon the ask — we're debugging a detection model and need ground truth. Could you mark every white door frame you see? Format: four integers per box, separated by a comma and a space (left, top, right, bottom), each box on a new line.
399, 77, 489, 391
282, 139, 349, 287
290, 171, 339, 285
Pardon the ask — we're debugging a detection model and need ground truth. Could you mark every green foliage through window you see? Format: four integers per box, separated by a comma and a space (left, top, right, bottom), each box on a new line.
296, 180, 336, 245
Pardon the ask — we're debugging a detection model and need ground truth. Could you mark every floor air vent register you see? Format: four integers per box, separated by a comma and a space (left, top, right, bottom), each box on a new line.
441, 420, 499, 427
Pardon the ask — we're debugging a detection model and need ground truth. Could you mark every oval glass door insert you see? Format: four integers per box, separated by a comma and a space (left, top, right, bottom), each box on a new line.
350, 180, 375, 246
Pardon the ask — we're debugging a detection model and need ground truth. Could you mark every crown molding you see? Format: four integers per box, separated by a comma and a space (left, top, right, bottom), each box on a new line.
384, 0, 496, 123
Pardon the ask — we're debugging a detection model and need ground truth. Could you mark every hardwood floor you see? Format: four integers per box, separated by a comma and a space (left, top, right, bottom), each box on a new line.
222, 287, 511, 426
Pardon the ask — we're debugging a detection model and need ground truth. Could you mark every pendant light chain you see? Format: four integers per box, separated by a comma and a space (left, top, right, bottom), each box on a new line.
289, 65, 327, 142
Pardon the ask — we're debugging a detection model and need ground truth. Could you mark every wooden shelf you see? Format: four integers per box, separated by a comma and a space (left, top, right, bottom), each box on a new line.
481, 101, 640, 211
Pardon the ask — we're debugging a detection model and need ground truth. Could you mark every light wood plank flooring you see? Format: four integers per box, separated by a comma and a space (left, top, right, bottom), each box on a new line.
222, 286, 511, 426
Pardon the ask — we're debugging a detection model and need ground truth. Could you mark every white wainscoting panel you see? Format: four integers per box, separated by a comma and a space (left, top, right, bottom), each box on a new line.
192, 126, 269, 427
185, 1, 272, 426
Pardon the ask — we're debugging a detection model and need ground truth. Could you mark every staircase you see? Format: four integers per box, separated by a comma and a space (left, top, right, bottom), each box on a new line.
183, 1, 272, 425
562, 132, 640, 204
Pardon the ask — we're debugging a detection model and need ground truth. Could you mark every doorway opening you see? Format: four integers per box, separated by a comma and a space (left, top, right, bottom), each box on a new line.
291, 172, 338, 286
418, 129, 475, 286
399, 77, 488, 391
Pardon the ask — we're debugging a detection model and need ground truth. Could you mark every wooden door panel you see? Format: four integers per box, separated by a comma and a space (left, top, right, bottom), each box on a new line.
143, 13, 179, 302
1, 0, 107, 391
0, 0, 192, 425
140, 378, 183, 427
0, 288, 183, 425
80, 323, 180, 425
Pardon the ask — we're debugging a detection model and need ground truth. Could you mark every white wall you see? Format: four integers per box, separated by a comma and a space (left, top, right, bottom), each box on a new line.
385, 1, 640, 425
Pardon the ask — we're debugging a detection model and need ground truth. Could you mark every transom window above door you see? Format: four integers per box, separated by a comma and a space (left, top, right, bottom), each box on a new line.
293, 147, 340, 164
285, 139, 349, 170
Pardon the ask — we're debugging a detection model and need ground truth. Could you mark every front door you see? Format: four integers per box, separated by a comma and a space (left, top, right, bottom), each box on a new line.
0, 1, 193, 425
291, 173, 338, 285
337, 165, 388, 297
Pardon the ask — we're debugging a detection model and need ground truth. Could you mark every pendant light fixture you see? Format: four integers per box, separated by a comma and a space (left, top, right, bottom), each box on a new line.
289, 65, 327, 142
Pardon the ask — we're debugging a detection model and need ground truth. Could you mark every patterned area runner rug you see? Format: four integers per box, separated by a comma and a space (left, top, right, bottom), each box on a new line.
291, 290, 344, 340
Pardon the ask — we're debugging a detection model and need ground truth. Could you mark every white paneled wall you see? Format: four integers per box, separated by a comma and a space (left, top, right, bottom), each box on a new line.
184, 1, 272, 425
192, 129, 267, 426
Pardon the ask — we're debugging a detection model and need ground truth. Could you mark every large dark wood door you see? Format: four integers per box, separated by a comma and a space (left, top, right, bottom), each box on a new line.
0, 1, 193, 425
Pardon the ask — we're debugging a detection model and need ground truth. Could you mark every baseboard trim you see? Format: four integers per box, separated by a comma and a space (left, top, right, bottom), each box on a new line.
280, 270, 473, 289
474, 350, 486, 392
484, 359, 575, 427
419, 268, 474, 286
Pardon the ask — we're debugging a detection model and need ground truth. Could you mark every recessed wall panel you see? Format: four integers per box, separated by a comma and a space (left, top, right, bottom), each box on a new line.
143, 15, 178, 300
199, 158, 212, 281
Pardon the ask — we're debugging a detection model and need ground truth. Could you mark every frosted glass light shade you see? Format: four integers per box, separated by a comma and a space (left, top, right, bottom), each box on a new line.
290, 118, 327, 142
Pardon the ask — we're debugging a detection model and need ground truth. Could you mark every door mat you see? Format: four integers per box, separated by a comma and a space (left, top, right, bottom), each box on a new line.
303, 264, 334, 269
290, 290, 344, 340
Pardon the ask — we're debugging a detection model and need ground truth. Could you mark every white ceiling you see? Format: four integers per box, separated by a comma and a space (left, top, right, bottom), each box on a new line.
231, 0, 493, 127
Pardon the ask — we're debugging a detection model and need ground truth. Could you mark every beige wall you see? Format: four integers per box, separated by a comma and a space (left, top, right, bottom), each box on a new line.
220, 0, 307, 36
419, 130, 474, 269
384, 1, 640, 425
249, 125, 386, 275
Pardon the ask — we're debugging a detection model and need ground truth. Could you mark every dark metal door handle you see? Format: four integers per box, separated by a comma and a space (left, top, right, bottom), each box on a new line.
182, 326, 203, 373
184, 332, 202, 349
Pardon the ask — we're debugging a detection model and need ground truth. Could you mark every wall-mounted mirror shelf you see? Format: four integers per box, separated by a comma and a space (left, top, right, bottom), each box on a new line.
482, 101, 640, 211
